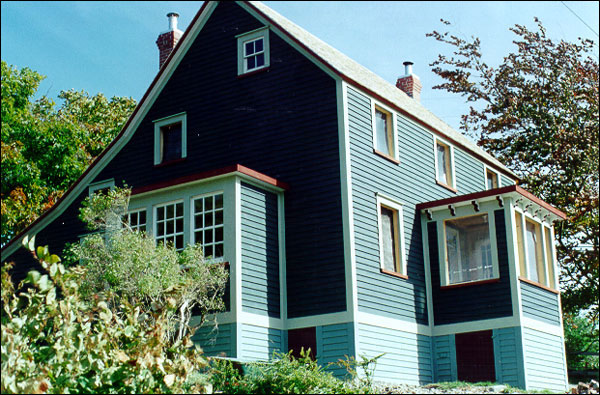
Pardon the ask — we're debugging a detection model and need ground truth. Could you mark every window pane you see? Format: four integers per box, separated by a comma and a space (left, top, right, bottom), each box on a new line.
215, 227, 223, 243
245, 41, 254, 55
247, 56, 256, 70
205, 245, 213, 257
205, 196, 213, 211
437, 144, 448, 184
254, 38, 263, 53
215, 210, 223, 225
215, 243, 224, 258
526, 220, 544, 284
157, 206, 165, 221
515, 211, 527, 277
445, 214, 492, 285
139, 211, 146, 226
166, 204, 174, 219
375, 110, 391, 155
545, 227, 555, 288
161, 123, 182, 162
256, 53, 265, 68
380, 207, 397, 272
215, 194, 223, 209
487, 173, 495, 190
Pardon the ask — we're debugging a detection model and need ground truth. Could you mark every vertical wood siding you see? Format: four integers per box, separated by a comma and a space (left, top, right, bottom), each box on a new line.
239, 323, 284, 361
522, 327, 567, 391
433, 334, 456, 382
317, 323, 355, 378
347, 87, 498, 325
427, 210, 513, 325
493, 327, 525, 388
520, 281, 561, 325
357, 323, 433, 385
240, 183, 280, 318
192, 322, 236, 358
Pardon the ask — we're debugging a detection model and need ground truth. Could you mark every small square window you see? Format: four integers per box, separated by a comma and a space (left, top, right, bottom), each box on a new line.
435, 139, 455, 190
154, 113, 187, 165
377, 195, 406, 277
237, 27, 270, 75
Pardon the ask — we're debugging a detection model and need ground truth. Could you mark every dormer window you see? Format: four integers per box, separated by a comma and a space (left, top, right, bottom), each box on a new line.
154, 113, 187, 165
237, 27, 270, 75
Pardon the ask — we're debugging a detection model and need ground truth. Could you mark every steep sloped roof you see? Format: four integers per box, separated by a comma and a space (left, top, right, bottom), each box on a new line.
246, 1, 516, 178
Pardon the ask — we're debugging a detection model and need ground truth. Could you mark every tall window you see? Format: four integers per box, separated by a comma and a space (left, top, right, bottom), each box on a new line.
193, 193, 224, 259
155, 201, 184, 251
444, 214, 493, 285
123, 209, 147, 232
514, 211, 556, 288
377, 196, 406, 277
237, 28, 270, 75
374, 108, 394, 157
154, 113, 187, 165
486, 168, 498, 190
435, 139, 454, 189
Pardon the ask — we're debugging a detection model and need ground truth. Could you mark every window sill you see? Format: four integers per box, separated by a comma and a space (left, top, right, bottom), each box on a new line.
380, 268, 408, 280
519, 277, 559, 294
154, 157, 186, 168
440, 277, 500, 290
237, 66, 270, 79
373, 149, 401, 165
436, 180, 458, 193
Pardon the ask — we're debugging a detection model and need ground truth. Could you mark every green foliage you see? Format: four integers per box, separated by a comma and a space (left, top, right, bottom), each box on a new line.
1, 61, 137, 245
335, 353, 383, 392
427, 18, 599, 326
1, 237, 209, 394
564, 313, 600, 372
66, 187, 229, 343
209, 349, 372, 394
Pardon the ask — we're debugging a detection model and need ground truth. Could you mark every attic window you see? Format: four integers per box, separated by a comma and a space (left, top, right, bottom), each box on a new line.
154, 113, 187, 165
237, 27, 270, 75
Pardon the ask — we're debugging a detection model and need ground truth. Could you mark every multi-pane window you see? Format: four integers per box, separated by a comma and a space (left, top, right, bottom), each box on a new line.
486, 168, 498, 190
155, 201, 184, 251
192, 193, 224, 259
243, 37, 265, 72
238, 28, 269, 75
436, 140, 454, 188
444, 214, 493, 285
123, 209, 147, 232
374, 108, 394, 157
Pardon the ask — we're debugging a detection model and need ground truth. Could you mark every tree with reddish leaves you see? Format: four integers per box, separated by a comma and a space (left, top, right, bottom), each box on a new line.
427, 19, 598, 328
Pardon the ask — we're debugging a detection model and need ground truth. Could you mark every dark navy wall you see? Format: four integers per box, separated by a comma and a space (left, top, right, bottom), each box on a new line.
7, 2, 344, 318
428, 209, 513, 325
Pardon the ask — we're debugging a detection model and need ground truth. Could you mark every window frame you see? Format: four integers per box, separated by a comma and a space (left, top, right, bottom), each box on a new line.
153, 199, 185, 251
237, 27, 270, 76
191, 191, 225, 262
484, 165, 500, 190
434, 137, 456, 192
153, 113, 187, 166
123, 208, 147, 233
376, 194, 407, 278
371, 101, 399, 164
514, 207, 556, 289
88, 179, 115, 198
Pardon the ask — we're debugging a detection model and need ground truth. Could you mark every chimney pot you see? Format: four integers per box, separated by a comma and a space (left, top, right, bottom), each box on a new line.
156, 12, 183, 70
167, 12, 179, 31
403, 61, 414, 76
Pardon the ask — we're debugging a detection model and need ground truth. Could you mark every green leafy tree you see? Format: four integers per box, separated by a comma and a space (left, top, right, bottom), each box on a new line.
427, 19, 599, 327
1, 61, 137, 245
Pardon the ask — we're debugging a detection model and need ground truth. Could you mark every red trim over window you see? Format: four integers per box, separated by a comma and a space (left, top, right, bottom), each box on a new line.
416, 185, 566, 220
131, 164, 289, 195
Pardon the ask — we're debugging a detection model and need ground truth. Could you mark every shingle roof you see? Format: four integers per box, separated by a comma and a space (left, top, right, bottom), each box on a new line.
248, 1, 516, 178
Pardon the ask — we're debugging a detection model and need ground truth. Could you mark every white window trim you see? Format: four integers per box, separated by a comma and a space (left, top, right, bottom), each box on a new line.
125, 208, 147, 232
153, 199, 185, 250
153, 112, 187, 165
433, 137, 456, 190
483, 165, 501, 190
371, 100, 398, 161
88, 179, 115, 197
191, 190, 225, 262
237, 26, 270, 75
439, 210, 500, 287
376, 193, 407, 276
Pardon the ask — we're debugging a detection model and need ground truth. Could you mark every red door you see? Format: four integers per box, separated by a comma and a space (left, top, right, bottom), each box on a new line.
455, 330, 496, 382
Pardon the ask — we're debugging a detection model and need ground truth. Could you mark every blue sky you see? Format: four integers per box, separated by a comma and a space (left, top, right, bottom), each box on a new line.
1, 1, 598, 132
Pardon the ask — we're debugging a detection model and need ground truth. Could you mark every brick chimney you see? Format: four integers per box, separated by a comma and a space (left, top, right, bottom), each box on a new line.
156, 12, 183, 69
396, 61, 422, 101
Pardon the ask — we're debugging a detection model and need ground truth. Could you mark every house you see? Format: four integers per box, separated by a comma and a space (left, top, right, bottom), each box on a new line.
0, 1, 569, 391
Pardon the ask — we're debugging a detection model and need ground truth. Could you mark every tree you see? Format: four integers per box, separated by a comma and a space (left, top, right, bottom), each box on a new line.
1, 61, 137, 245
427, 19, 599, 326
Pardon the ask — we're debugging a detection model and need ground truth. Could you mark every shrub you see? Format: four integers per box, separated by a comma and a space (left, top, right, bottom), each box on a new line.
1, 238, 210, 394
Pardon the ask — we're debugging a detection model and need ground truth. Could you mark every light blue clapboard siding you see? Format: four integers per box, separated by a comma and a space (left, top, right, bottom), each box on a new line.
493, 327, 525, 389
241, 183, 280, 318
239, 323, 284, 361
520, 281, 561, 325
317, 323, 355, 378
522, 327, 567, 391
433, 334, 456, 382
347, 87, 493, 324
501, 175, 516, 187
192, 322, 236, 358
357, 323, 433, 385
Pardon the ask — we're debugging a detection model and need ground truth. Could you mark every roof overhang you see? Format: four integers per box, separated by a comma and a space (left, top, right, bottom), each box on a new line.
415, 185, 567, 223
